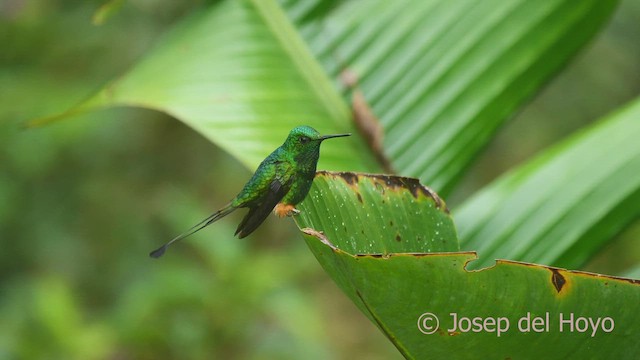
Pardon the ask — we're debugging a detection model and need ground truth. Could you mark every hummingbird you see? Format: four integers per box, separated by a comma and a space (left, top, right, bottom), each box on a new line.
149, 125, 350, 258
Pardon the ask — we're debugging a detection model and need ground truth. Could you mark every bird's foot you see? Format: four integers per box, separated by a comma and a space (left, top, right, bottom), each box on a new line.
289, 208, 301, 217
274, 203, 299, 218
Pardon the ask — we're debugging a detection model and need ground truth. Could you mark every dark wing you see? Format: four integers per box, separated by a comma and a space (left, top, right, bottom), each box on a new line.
234, 177, 292, 238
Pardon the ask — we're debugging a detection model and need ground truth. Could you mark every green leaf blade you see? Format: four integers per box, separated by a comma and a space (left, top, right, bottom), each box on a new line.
296, 171, 458, 255
457, 97, 640, 270
293, 0, 618, 193
35, 0, 379, 173
36, 0, 617, 191
297, 173, 640, 359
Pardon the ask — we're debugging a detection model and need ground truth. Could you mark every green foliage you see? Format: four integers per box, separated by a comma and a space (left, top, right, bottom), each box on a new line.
32, 0, 377, 172
295, 174, 640, 358
298, 172, 458, 254
4, 0, 640, 358
33, 0, 619, 193
458, 99, 640, 270
290, 0, 620, 194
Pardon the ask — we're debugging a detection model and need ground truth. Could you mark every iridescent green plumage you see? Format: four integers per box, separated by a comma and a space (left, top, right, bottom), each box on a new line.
150, 125, 350, 258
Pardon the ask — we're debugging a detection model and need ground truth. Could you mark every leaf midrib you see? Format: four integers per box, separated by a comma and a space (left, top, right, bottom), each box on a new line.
250, 0, 350, 129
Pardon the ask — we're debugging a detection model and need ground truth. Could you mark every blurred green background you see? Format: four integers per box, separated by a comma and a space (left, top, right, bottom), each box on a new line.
1, 0, 639, 359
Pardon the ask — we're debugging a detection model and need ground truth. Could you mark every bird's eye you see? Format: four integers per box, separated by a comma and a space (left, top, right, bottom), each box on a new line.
300, 136, 310, 144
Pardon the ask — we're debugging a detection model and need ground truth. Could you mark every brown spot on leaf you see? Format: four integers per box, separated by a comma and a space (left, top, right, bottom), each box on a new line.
551, 268, 566, 293
341, 69, 394, 174
360, 253, 392, 259
340, 68, 359, 88
395, 234, 401, 242
353, 251, 476, 259
340, 172, 359, 186
352, 90, 394, 173
497, 259, 640, 287
617, 277, 640, 285
356, 193, 363, 203
315, 171, 449, 213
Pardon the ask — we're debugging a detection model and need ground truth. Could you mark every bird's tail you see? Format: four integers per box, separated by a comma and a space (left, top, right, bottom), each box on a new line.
149, 203, 236, 258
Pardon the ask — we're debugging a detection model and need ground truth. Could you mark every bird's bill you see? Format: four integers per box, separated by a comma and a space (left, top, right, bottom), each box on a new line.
320, 133, 351, 140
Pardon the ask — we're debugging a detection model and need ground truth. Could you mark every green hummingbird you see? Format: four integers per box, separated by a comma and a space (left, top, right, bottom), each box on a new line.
149, 125, 350, 258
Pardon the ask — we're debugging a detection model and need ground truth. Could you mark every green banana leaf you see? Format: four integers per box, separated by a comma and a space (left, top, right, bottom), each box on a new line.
457, 97, 640, 270
30, 0, 616, 195
296, 172, 640, 359
32, 0, 378, 173
296, 171, 458, 254
287, 0, 619, 194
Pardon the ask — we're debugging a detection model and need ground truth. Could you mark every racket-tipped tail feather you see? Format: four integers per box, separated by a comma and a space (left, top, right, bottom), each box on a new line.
149, 203, 235, 258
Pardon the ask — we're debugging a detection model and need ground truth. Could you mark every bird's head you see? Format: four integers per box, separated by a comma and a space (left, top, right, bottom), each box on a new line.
282, 125, 350, 160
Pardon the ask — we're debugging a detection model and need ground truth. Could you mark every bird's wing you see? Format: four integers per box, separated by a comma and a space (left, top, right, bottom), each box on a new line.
235, 174, 293, 238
